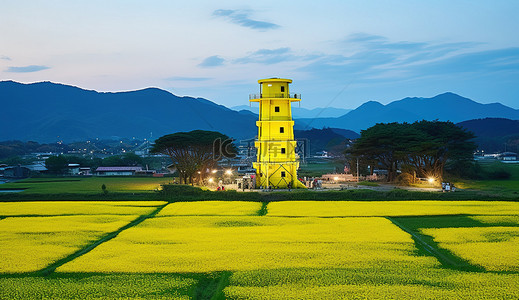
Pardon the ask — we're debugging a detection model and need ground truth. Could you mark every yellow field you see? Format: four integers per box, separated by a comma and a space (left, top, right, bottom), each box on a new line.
422, 226, 519, 272
58, 216, 427, 273
157, 201, 261, 216
1, 200, 518, 299
0, 201, 165, 216
267, 200, 519, 217
0, 215, 137, 272
0, 274, 196, 299
224, 270, 519, 299
470, 215, 519, 225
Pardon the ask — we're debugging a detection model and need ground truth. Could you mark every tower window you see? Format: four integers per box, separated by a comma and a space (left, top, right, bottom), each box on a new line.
281, 148, 286, 154
281, 171, 286, 177
275, 106, 280, 112
281, 86, 285, 92
280, 127, 284, 133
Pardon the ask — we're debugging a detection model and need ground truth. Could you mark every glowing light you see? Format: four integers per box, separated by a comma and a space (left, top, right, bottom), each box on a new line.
428, 177, 435, 183
225, 170, 232, 175
208, 178, 214, 183
212, 170, 217, 174
333, 176, 339, 181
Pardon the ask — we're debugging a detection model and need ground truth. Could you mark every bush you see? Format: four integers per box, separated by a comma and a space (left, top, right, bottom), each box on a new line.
396, 173, 414, 186
487, 169, 511, 180
101, 184, 108, 195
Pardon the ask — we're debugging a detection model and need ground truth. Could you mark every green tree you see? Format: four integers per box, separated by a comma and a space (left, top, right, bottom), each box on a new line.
151, 130, 236, 185
45, 155, 69, 175
408, 120, 476, 181
347, 121, 476, 182
347, 123, 418, 181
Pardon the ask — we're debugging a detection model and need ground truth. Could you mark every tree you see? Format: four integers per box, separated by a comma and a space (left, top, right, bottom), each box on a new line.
408, 120, 476, 181
347, 123, 418, 181
151, 130, 236, 184
347, 121, 476, 182
45, 155, 69, 175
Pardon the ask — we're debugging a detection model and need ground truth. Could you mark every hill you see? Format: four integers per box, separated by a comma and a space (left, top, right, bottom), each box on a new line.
0, 81, 258, 142
297, 93, 519, 132
457, 118, 519, 153
294, 128, 359, 155
232, 105, 352, 119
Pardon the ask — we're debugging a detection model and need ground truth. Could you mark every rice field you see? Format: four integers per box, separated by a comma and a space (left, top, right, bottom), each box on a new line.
1, 200, 518, 299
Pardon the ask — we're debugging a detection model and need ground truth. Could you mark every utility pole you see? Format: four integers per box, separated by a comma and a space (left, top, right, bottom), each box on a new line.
356, 157, 359, 182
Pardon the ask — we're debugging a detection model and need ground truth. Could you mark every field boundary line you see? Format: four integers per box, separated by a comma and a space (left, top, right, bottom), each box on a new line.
386, 216, 461, 267
38, 203, 169, 276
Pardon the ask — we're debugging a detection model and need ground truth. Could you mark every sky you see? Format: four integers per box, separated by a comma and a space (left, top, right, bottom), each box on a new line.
1, 0, 519, 109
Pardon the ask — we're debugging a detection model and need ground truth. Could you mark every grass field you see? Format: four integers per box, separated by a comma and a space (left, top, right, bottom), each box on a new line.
0, 177, 173, 194
1, 200, 518, 299
454, 162, 519, 197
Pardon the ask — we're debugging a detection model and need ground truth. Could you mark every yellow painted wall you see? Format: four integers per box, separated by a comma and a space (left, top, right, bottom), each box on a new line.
250, 78, 305, 189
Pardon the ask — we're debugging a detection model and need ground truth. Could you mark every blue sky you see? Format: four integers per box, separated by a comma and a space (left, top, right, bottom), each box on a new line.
1, 0, 518, 109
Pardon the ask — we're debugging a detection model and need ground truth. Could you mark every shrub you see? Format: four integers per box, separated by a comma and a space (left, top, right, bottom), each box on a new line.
396, 173, 414, 186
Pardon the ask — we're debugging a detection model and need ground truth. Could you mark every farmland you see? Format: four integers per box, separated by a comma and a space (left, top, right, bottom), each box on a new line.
1, 200, 518, 299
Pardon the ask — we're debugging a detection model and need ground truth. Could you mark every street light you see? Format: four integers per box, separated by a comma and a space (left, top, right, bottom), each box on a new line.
225, 169, 232, 175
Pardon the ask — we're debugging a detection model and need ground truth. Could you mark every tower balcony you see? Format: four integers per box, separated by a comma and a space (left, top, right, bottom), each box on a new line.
249, 93, 301, 101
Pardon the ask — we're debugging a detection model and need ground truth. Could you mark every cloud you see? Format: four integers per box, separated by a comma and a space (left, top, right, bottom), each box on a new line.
234, 47, 293, 64
166, 76, 211, 81
198, 56, 225, 67
296, 33, 517, 87
213, 9, 280, 30
6, 65, 50, 73
1, 55, 11, 61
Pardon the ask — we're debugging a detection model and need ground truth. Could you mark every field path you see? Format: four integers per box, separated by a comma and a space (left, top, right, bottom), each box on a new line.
386, 216, 461, 267
38, 203, 169, 276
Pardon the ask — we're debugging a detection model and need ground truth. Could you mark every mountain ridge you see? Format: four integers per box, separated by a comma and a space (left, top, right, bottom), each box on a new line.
2, 80, 519, 143
297, 92, 519, 132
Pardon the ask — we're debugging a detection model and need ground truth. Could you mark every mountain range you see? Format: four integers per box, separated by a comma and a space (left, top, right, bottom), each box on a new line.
231, 105, 352, 119
0, 81, 258, 142
1, 81, 519, 144
297, 93, 519, 132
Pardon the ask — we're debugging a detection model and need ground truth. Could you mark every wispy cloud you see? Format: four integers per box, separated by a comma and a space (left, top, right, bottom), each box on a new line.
198, 56, 225, 67
6, 65, 50, 73
213, 9, 280, 30
234, 47, 293, 64
166, 76, 211, 81
1, 55, 11, 61
297, 34, 518, 86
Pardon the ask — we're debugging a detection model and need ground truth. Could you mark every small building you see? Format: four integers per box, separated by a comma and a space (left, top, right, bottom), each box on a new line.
95, 166, 143, 176
79, 167, 91, 176
499, 152, 517, 161
68, 164, 81, 176
3, 166, 31, 179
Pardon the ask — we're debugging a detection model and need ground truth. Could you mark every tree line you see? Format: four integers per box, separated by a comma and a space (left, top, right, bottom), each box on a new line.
346, 120, 476, 182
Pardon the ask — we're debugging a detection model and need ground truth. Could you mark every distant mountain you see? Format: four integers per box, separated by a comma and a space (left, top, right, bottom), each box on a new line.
294, 128, 359, 154
297, 93, 519, 133
457, 118, 519, 153
232, 105, 352, 119
0, 81, 258, 142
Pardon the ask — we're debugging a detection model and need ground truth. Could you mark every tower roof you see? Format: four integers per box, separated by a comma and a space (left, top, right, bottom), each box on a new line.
258, 78, 292, 84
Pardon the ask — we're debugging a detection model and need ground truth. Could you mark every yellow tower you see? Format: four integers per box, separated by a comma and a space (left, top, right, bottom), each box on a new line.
249, 78, 306, 189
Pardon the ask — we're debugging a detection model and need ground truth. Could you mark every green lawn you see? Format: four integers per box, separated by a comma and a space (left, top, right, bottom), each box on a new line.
0, 177, 173, 194
454, 162, 519, 197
